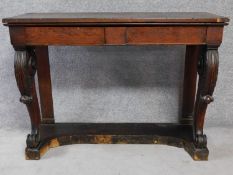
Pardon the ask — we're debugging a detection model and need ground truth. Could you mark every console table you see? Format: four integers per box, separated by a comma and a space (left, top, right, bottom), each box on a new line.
2, 12, 229, 160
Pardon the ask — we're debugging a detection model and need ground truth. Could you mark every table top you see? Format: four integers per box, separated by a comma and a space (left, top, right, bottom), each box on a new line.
2, 12, 229, 25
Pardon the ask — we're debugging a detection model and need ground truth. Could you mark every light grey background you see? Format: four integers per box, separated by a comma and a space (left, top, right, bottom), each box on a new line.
0, 0, 233, 174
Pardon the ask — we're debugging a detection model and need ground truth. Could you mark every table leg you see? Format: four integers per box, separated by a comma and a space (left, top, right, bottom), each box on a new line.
35, 46, 54, 124
13, 45, 218, 161
14, 47, 41, 154
191, 45, 219, 160
180, 45, 200, 124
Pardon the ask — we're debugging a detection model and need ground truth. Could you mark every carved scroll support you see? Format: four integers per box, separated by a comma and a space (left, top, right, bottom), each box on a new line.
14, 47, 41, 148
194, 45, 219, 148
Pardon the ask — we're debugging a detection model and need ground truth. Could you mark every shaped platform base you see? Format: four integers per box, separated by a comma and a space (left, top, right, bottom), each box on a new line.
25, 123, 209, 160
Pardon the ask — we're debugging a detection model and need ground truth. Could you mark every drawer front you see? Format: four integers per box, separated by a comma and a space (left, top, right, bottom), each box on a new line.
127, 27, 207, 45
24, 27, 105, 45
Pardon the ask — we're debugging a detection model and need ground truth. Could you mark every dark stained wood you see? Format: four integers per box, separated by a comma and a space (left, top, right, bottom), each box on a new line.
35, 46, 54, 124
39, 123, 193, 139
6, 12, 228, 46
14, 48, 41, 148
206, 27, 224, 45
25, 123, 208, 160
3, 12, 229, 161
9, 27, 25, 45
127, 27, 206, 45
25, 27, 105, 45
25, 123, 206, 160
105, 27, 126, 44
8, 26, 225, 46
194, 45, 219, 148
2, 12, 229, 25
180, 46, 201, 124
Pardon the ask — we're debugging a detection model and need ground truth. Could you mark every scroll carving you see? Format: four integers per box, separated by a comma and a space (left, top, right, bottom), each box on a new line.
194, 46, 219, 148
14, 48, 41, 148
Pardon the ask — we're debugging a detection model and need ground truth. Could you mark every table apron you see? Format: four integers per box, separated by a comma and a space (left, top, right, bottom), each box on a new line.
9, 26, 223, 46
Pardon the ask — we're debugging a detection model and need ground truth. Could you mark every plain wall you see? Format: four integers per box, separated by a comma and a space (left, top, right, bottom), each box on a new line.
0, 0, 232, 131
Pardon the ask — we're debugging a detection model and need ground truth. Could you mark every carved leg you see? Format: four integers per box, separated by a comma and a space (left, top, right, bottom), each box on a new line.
181, 46, 201, 124
190, 45, 219, 160
35, 46, 54, 124
14, 47, 41, 159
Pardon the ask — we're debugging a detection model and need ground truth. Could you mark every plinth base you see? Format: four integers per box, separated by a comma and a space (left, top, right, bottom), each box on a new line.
25, 123, 209, 160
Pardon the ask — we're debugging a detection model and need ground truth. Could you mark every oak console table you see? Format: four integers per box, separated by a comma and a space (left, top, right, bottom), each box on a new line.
3, 12, 229, 160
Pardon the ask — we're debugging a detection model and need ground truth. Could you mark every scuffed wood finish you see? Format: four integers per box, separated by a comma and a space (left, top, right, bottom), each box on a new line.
3, 12, 229, 161
26, 123, 203, 160
26, 122, 208, 160
35, 46, 54, 124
